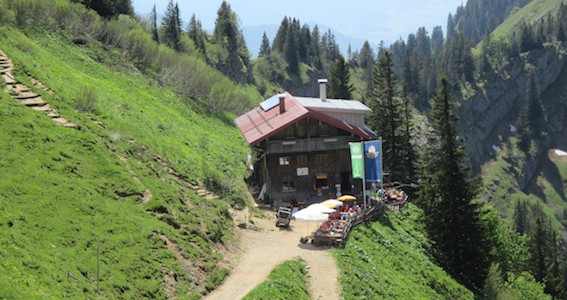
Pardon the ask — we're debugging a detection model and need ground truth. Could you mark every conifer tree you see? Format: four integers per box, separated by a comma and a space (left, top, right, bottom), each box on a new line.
401, 86, 417, 183
212, 1, 251, 83
517, 70, 546, 153
513, 199, 530, 234
309, 25, 322, 70
299, 24, 311, 63
150, 4, 159, 43
417, 77, 489, 290
369, 50, 405, 182
284, 19, 300, 76
161, 0, 182, 51
188, 14, 207, 54
327, 55, 353, 99
272, 17, 289, 54
258, 32, 271, 58
358, 41, 375, 100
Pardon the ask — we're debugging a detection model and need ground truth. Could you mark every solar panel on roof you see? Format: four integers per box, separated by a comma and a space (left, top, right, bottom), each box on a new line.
260, 95, 280, 111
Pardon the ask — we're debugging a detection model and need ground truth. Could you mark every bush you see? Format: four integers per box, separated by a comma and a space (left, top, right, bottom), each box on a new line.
74, 87, 100, 114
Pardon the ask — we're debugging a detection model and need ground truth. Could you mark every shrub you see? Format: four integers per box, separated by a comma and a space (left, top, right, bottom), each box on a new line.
74, 87, 100, 114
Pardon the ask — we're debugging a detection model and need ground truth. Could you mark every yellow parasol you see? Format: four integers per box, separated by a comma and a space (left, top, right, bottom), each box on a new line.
337, 195, 357, 201
320, 199, 344, 208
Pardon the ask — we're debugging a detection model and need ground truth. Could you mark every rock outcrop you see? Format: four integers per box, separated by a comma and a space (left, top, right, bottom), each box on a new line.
458, 43, 567, 181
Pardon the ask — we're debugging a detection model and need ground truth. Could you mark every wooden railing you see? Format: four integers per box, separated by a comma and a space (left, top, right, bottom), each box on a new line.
266, 136, 354, 154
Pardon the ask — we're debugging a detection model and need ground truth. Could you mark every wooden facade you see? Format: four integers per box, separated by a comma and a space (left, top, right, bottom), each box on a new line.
256, 117, 367, 204
235, 89, 373, 205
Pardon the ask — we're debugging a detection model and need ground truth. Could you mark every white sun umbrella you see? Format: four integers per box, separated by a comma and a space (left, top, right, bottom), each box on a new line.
305, 203, 336, 214
293, 207, 330, 222
293, 204, 335, 235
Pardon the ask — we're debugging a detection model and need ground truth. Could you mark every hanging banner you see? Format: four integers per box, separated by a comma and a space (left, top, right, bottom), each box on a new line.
364, 140, 382, 185
349, 142, 364, 179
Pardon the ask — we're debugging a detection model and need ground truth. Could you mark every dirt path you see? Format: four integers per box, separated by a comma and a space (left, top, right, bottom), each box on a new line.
205, 210, 341, 300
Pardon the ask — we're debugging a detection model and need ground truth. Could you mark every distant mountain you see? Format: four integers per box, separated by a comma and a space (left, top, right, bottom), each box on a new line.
243, 23, 373, 58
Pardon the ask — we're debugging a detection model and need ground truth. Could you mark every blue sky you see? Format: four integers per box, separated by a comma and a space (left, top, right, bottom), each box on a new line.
132, 0, 465, 45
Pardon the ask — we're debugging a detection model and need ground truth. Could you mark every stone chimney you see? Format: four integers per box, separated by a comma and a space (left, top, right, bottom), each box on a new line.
318, 79, 328, 102
278, 93, 286, 114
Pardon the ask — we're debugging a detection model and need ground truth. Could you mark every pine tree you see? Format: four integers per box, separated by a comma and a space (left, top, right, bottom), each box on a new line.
417, 77, 489, 290
150, 4, 159, 43
188, 14, 207, 54
431, 26, 444, 55
369, 50, 405, 182
327, 55, 353, 99
272, 17, 289, 54
161, 0, 182, 51
212, 1, 251, 83
517, 70, 546, 153
309, 25, 322, 70
401, 86, 417, 183
358, 41, 375, 100
284, 19, 300, 76
298, 23, 311, 64
259, 32, 271, 58
513, 199, 530, 234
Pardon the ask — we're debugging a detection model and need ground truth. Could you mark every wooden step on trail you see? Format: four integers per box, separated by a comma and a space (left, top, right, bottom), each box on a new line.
6, 84, 31, 93
14, 92, 40, 100
1, 48, 78, 129
31, 104, 52, 112
1, 73, 17, 84
52, 117, 70, 125
20, 97, 46, 107
46, 111, 60, 118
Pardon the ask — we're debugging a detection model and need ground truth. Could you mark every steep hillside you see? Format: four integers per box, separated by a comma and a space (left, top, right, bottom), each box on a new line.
334, 205, 474, 299
459, 0, 567, 236
491, 0, 563, 38
0, 26, 250, 298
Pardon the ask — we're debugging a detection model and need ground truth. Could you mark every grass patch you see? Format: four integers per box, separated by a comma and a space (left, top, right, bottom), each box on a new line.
480, 141, 566, 237
243, 258, 310, 300
491, 0, 562, 39
334, 204, 474, 299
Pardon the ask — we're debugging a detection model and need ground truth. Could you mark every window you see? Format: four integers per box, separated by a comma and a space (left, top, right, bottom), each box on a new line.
308, 118, 318, 137
279, 156, 291, 166
297, 120, 307, 138
285, 126, 295, 138
315, 154, 328, 165
315, 174, 328, 189
282, 181, 296, 192
297, 155, 308, 166
319, 121, 329, 136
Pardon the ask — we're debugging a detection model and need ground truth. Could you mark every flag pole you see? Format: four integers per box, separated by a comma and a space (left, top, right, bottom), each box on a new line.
362, 140, 366, 210
380, 137, 383, 192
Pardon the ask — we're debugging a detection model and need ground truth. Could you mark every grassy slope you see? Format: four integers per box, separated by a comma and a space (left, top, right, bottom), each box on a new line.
0, 26, 250, 299
0, 27, 249, 193
243, 259, 310, 300
491, 0, 562, 39
334, 204, 474, 300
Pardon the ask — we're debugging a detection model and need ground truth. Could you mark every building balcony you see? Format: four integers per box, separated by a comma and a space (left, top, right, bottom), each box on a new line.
266, 136, 356, 154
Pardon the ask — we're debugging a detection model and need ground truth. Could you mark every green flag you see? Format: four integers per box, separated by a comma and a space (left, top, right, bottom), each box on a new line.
349, 142, 364, 179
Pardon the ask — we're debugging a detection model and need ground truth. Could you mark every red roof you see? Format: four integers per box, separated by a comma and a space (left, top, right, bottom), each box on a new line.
235, 92, 374, 145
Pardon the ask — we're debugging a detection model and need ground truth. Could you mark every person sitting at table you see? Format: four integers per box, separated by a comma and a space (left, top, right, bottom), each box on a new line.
321, 220, 331, 233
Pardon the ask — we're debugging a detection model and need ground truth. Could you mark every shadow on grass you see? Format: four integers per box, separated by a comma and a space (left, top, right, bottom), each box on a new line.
376, 211, 395, 230
541, 154, 567, 202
